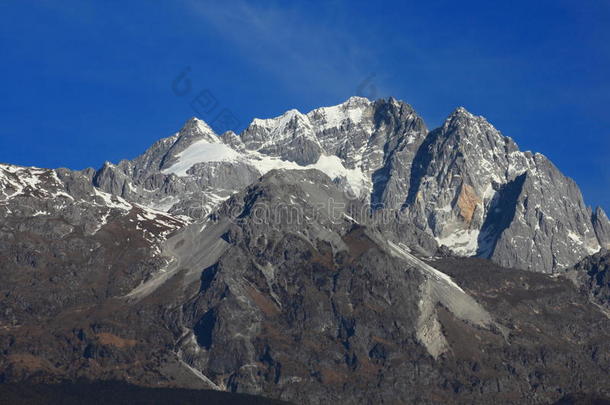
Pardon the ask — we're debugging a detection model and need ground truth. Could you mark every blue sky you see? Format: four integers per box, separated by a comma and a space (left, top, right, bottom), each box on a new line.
1, 0, 609, 211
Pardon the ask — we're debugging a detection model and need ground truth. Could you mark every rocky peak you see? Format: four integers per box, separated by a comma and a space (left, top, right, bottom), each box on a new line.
441, 107, 512, 149
151, 118, 221, 172
178, 117, 220, 144
402, 106, 603, 271
344, 95, 371, 105
88, 97, 606, 273
447, 105, 474, 119
366, 99, 428, 210
441, 106, 477, 134
241, 109, 321, 165
220, 130, 245, 151
372, 100, 426, 153
592, 206, 610, 249
245, 109, 310, 141
217, 168, 360, 242
307, 96, 372, 129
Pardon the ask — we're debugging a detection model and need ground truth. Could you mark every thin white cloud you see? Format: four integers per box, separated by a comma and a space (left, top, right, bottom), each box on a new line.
183, 0, 390, 100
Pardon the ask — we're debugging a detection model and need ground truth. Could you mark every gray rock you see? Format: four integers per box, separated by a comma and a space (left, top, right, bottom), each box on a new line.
563, 248, 610, 308
2, 162, 610, 404
55, 97, 610, 273
592, 206, 610, 249
402, 107, 601, 272
154, 171, 610, 404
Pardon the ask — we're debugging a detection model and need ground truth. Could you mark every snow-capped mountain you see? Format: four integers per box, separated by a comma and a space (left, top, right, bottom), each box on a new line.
92, 96, 609, 273
0, 163, 185, 255
2, 98, 610, 404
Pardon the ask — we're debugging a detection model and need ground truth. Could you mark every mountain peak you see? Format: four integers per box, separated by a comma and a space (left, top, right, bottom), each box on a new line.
306, 96, 373, 131
448, 106, 477, 120
442, 106, 500, 141
250, 108, 307, 130
343, 95, 371, 105
90, 96, 606, 273
179, 117, 219, 143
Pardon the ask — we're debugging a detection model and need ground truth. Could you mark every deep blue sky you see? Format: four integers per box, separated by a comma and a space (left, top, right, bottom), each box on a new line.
1, 1, 609, 211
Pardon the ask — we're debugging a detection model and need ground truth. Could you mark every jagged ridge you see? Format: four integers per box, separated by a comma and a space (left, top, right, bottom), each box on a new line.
90, 97, 609, 273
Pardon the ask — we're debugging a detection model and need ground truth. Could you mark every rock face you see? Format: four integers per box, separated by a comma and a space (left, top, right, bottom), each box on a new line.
0, 163, 185, 326
91, 97, 608, 273
2, 96, 610, 403
402, 108, 602, 272
564, 248, 610, 307
592, 207, 610, 249
3, 166, 609, 404
91, 118, 261, 219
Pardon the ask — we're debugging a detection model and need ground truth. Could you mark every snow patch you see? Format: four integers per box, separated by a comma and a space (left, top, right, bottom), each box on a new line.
567, 230, 583, 244
94, 189, 132, 211
162, 141, 241, 176
149, 195, 180, 212
435, 229, 480, 256
246, 153, 369, 197
308, 97, 371, 130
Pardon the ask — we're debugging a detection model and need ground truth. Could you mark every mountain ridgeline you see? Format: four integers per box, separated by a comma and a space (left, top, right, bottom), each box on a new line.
93, 97, 609, 273
1, 96, 610, 404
